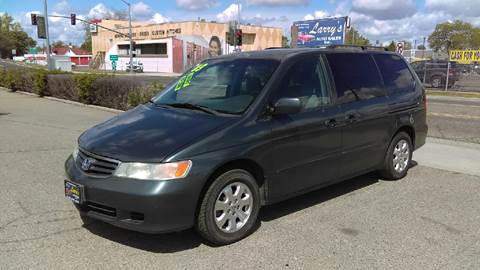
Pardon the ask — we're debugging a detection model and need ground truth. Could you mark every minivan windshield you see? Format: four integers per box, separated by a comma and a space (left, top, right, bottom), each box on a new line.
151, 58, 279, 114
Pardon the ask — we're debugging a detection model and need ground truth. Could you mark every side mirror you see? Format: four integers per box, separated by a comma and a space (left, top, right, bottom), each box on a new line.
272, 98, 302, 115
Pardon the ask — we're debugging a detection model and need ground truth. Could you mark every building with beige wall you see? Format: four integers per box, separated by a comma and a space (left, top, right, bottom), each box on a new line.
90, 19, 283, 73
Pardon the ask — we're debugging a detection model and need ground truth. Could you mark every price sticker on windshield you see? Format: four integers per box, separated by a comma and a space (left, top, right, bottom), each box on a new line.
175, 63, 208, 91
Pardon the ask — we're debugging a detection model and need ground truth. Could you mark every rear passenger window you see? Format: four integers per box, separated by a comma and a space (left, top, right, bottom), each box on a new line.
326, 53, 385, 104
276, 57, 331, 111
373, 54, 415, 94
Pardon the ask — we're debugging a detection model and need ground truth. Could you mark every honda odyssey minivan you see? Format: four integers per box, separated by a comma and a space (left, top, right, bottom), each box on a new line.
65, 46, 427, 245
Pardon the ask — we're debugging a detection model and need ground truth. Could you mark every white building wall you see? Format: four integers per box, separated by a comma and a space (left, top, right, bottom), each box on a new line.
103, 38, 174, 73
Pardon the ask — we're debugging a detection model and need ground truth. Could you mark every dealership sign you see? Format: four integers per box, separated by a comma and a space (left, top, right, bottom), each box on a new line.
293, 17, 347, 47
449, 50, 480, 64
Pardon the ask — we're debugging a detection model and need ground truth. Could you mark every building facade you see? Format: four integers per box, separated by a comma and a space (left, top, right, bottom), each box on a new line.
91, 20, 283, 73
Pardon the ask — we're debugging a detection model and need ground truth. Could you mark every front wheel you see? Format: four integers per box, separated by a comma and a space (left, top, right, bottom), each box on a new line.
379, 132, 413, 180
196, 169, 260, 245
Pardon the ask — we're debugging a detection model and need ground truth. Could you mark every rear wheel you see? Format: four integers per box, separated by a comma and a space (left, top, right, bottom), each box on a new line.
431, 75, 442, 88
196, 169, 260, 245
379, 132, 413, 180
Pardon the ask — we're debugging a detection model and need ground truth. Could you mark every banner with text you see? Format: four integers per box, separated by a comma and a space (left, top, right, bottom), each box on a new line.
449, 50, 480, 64
293, 17, 346, 47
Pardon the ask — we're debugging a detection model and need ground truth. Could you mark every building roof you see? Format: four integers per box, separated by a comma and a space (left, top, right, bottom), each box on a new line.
52, 47, 91, 56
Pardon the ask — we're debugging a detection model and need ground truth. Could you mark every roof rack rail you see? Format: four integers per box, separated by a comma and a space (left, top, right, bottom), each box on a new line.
326, 44, 388, 51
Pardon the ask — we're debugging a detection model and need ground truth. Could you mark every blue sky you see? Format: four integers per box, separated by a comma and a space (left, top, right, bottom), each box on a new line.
1, 0, 479, 46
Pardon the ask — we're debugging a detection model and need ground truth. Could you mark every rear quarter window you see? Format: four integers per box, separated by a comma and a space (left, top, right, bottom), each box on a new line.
373, 54, 416, 94
326, 53, 385, 104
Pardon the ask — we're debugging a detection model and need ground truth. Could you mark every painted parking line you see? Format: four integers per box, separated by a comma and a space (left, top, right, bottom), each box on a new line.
428, 112, 480, 120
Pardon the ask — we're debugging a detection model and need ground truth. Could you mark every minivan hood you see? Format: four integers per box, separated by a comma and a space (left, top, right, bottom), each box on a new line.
78, 104, 233, 162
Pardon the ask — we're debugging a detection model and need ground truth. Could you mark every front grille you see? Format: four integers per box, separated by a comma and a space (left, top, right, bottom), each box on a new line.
76, 148, 120, 177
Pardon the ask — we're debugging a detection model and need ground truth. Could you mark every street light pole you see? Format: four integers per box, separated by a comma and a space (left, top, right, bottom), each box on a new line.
121, 0, 133, 74
44, 0, 52, 70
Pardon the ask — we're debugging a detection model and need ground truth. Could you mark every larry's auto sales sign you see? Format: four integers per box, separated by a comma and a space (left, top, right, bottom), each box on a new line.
294, 17, 347, 47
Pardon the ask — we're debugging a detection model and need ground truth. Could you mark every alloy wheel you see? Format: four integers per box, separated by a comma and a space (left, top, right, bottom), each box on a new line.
214, 182, 253, 233
393, 139, 410, 173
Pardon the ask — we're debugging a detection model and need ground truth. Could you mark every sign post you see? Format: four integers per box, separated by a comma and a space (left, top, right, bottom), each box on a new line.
109, 54, 118, 72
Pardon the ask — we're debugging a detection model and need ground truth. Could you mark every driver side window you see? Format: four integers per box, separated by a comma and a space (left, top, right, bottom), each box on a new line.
275, 57, 331, 111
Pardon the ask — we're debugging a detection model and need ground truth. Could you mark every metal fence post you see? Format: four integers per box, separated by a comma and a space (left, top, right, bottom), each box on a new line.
423, 63, 427, 85
445, 61, 450, 91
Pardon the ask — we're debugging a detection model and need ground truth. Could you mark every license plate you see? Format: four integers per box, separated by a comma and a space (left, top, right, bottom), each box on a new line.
65, 180, 83, 204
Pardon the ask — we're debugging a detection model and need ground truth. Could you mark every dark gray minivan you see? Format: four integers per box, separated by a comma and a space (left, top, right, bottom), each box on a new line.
65, 47, 427, 245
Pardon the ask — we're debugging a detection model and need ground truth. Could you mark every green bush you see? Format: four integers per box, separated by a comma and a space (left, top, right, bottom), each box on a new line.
74, 73, 103, 104
0, 68, 6, 87
3, 70, 19, 91
47, 74, 76, 100
33, 70, 48, 96
127, 81, 163, 108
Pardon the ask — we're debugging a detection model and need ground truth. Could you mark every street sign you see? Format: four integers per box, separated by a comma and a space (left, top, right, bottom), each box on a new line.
37, 16, 46, 39
293, 17, 347, 47
90, 24, 98, 33
11, 49, 16, 55
110, 55, 118, 71
396, 42, 404, 54
449, 50, 480, 64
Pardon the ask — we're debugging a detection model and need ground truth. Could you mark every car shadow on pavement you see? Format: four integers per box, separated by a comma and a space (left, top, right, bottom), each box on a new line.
260, 172, 380, 222
83, 221, 203, 253
82, 166, 418, 253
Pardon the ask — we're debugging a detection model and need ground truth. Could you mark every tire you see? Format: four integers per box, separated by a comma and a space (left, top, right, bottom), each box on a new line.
431, 75, 442, 88
379, 132, 413, 180
196, 169, 260, 245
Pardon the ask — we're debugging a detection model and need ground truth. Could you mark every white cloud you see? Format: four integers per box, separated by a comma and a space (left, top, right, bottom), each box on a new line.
88, 3, 113, 19
132, 1, 153, 20
304, 10, 329, 20
176, 0, 218, 11
216, 3, 241, 22
54, 0, 71, 14
246, 0, 309, 6
425, 0, 480, 17
150, 13, 169, 24
351, 0, 416, 20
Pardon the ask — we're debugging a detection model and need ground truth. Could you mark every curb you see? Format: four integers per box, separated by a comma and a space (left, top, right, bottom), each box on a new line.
426, 89, 480, 98
0, 87, 124, 113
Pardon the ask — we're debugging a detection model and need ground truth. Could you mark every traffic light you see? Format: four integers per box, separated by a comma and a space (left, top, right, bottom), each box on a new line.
70, 14, 76, 25
31, 14, 37, 26
226, 32, 232, 46
235, 29, 242, 46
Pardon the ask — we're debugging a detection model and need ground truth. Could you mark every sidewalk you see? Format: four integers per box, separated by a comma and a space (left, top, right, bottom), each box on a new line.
414, 137, 480, 177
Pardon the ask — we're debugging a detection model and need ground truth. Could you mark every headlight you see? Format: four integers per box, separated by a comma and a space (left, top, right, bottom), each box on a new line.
72, 146, 79, 161
113, 160, 192, 181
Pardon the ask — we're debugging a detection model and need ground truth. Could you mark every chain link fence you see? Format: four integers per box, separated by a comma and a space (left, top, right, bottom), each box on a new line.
404, 50, 480, 92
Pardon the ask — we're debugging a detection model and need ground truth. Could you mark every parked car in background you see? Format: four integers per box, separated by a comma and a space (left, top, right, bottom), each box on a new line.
126, 60, 143, 72
65, 47, 428, 245
410, 60, 459, 88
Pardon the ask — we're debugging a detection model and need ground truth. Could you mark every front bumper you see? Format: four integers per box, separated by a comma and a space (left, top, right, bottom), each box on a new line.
64, 155, 205, 233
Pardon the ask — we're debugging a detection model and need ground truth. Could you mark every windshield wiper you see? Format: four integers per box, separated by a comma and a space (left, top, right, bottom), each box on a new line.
162, 103, 218, 115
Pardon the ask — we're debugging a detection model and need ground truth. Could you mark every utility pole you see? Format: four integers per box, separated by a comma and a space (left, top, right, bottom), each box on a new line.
121, 0, 133, 73
44, 0, 52, 70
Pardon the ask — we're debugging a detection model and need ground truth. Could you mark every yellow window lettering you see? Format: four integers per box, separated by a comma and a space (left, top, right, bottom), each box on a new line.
175, 63, 208, 91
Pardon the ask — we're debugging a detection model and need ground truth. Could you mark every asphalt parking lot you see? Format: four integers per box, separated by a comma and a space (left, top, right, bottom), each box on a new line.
1, 89, 480, 269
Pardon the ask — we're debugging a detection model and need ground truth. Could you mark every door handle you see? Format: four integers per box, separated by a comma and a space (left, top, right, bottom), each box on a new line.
345, 114, 358, 123
324, 119, 337, 128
